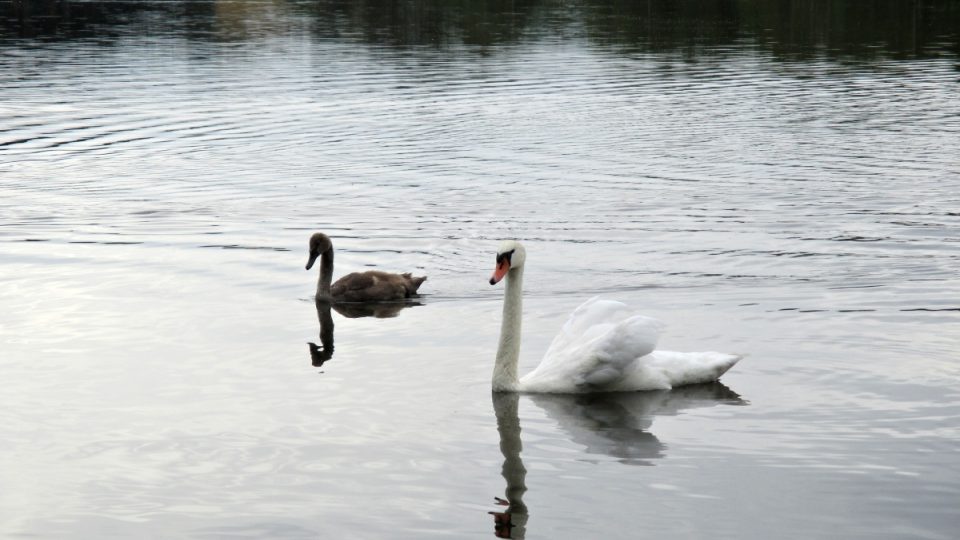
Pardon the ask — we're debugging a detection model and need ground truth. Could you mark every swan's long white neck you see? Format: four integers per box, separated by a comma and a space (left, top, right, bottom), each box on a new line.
493, 265, 524, 392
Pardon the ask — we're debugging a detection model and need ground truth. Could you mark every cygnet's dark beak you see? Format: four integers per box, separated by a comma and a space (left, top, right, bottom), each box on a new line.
306, 251, 318, 270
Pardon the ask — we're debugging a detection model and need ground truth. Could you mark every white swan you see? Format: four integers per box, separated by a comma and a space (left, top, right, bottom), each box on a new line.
488, 240, 741, 393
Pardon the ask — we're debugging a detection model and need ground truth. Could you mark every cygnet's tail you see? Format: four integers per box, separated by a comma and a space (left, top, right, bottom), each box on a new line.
402, 273, 427, 296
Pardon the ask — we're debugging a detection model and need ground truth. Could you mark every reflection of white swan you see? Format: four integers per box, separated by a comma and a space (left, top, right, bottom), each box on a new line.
488, 384, 745, 536
488, 241, 741, 393
529, 382, 745, 465
490, 392, 528, 540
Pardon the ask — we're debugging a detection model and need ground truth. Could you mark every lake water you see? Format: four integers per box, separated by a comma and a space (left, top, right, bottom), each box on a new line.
2, 1, 959, 538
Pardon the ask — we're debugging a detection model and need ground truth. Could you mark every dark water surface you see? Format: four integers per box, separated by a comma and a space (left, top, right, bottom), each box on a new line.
2, 1, 959, 538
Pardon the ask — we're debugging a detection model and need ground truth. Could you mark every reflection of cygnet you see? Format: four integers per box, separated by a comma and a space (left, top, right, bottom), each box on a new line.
308, 300, 335, 368
330, 301, 421, 319
306, 297, 421, 370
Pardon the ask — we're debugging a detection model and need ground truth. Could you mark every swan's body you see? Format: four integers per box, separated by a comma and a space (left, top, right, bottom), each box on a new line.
489, 241, 740, 393
306, 233, 426, 302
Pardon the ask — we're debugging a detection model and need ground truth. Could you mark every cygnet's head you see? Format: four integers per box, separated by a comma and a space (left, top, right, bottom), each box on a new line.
489, 240, 526, 285
306, 232, 333, 270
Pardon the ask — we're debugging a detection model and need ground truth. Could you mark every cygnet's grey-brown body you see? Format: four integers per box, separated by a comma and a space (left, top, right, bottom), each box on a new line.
306, 232, 426, 302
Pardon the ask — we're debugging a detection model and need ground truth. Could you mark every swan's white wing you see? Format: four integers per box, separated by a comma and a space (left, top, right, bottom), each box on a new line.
523, 303, 665, 392
542, 297, 636, 360
572, 314, 665, 387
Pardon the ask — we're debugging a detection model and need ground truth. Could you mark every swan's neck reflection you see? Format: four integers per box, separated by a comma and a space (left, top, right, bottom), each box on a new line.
490, 392, 528, 539
308, 300, 335, 368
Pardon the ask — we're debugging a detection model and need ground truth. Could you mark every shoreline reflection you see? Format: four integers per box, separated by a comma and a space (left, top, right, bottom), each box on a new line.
3, 1, 956, 62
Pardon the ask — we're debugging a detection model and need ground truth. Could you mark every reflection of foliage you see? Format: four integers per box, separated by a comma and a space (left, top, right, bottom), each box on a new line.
740, 0, 960, 60
580, 0, 960, 60
0, 1, 217, 41
2, 0, 958, 60
300, 0, 543, 48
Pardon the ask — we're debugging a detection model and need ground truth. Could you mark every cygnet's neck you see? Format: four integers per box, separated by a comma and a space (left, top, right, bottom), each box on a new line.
493, 265, 524, 392
315, 249, 334, 300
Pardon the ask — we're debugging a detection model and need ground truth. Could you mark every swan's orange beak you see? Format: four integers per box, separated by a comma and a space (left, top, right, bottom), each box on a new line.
489, 260, 510, 285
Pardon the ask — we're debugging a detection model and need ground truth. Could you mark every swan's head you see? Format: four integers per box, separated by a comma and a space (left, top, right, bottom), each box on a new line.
489, 240, 526, 285
306, 232, 333, 270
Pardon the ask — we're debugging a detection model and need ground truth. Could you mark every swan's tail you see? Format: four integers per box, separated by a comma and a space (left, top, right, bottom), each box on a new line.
650, 351, 742, 388
402, 273, 427, 296
715, 353, 742, 378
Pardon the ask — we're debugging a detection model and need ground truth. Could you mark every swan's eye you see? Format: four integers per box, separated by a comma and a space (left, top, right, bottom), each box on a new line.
495, 249, 515, 264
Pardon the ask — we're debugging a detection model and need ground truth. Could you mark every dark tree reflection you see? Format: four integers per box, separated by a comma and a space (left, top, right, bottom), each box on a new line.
3, 1, 957, 61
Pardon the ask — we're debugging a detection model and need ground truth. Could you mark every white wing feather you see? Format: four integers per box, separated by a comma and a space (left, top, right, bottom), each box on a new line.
521, 298, 666, 392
